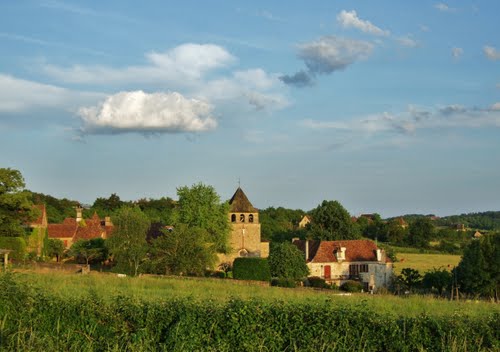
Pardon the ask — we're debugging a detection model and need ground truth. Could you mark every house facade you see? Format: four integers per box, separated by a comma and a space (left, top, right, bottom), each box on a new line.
292, 239, 393, 291
217, 187, 269, 265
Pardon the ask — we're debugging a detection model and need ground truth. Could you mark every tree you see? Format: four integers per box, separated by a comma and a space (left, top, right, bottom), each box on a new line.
268, 242, 309, 280
422, 268, 452, 295
150, 224, 216, 276
397, 268, 422, 292
46, 239, 65, 262
455, 233, 499, 299
91, 193, 126, 217
0, 168, 36, 237
309, 200, 358, 240
407, 218, 435, 248
69, 238, 107, 265
176, 183, 230, 253
107, 206, 150, 276
385, 219, 408, 245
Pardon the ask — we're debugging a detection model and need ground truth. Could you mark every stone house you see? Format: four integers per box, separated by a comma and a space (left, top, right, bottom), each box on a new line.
298, 215, 311, 228
218, 187, 269, 265
292, 239, 393, 291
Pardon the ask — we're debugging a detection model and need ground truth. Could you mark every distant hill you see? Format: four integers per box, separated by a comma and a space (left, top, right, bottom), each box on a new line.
388, 211, 500, 231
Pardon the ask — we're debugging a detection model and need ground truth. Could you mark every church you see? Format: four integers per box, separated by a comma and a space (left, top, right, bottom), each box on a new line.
218, 187, 269, 265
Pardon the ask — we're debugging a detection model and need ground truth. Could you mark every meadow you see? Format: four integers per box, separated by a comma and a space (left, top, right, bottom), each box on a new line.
0, 271, 498, 351
392, 252, 461, 275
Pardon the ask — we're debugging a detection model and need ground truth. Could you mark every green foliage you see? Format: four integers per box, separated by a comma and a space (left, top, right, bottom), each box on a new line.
340, 280, 364, 292
1, 273, 498, 351
259, 207, 305, 241
268, 242, 309, 280
0, 236, 26, 260
30, 192, 79, 223
233, 257, 271, 281
69, 238, 107, 265
306, 276, 329, 289
270, 277, 296, 288
0, 168, 35, 237
150, 224, 217, 276
407, 218, 435, 248
456, 233, 499, 298
397, 268, 422, 292
108, 206, 150, 276
309, 200, 359, 240
422, 268, 452, 295
435, 211, 500, 231
176, 183, 230, 253
46, 239, 64, 261
136, 197, 176, 224
91, 193, 126, 217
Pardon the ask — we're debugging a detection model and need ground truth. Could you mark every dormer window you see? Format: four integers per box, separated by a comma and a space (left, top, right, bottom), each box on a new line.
240, 214, 245, 222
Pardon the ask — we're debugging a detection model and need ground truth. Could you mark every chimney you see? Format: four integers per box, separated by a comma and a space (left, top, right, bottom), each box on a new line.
105, 216, 112, 227
305, 240, 309, 261
376, 249, 382, 262
76, 206, 83, 223
335, 247, 346, 261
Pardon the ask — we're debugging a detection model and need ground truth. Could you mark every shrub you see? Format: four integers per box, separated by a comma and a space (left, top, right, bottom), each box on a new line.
0, 236, 27, 260
307, 276, 329, 289
340, 280, 363, 292
233, 257, 271, 281
271, 277, 296, 288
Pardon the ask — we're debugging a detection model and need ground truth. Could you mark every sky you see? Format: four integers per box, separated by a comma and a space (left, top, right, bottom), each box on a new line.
1, 1, 499, 217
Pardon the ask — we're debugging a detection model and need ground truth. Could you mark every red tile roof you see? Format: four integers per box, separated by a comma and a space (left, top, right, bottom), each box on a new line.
48, 224, 76, 239
293, 239, 391, 263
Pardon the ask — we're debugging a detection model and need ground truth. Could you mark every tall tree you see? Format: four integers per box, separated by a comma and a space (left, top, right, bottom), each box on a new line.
268, 242, 309, 280
309, 200, 358, 240
407, 218, 435, 248
150, 224, 216, 276
176, 183, 230, 253
107, 206, 150, 276
69, 238, 107, 265
0, 168, 36, 237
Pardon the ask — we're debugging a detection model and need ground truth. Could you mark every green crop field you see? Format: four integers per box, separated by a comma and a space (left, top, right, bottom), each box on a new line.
393, 252, 461, 275
1, 271, 498, 351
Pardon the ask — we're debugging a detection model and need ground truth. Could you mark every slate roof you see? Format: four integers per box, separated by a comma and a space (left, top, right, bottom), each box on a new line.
228, 187, 257, 213
293, 239, 391, 263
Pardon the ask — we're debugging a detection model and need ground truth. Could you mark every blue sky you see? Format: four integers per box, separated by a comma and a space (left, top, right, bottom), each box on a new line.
1, 0, 499, 217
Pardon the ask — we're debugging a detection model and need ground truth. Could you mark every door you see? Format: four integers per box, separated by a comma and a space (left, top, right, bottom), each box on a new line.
324, 265, 331, 279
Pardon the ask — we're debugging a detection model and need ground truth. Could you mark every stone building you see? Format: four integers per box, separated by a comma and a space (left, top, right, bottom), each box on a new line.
292, 239, 393, 291
218, 187, 269, 265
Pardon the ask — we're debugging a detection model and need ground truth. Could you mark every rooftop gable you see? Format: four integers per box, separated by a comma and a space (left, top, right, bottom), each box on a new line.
228, 187, 257, 213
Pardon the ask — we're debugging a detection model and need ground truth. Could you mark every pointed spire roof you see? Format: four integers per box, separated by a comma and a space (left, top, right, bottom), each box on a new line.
229, 187, 257, 212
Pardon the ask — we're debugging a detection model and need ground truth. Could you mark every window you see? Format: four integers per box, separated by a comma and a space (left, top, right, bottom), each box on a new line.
240, 214, 245, 222
231, 214, 236, 222
249, 214, 254, 223
349, 264, 359, 277
360, 264, 368, 273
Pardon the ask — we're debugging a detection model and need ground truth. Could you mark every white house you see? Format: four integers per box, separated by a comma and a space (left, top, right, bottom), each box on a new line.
292, 239, 393, 291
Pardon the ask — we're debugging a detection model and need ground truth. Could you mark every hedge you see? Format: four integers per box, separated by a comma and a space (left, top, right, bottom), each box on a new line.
0, 236, 27, 260
0, 273, 498, 351
233, 257, 271, 281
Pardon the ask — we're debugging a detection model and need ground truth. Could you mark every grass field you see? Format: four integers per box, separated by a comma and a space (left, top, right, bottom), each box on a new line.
393, 252, 461, 275
12, 270, 498, 318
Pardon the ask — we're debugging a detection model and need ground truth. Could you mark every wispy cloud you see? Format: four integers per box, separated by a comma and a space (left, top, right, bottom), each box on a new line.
484, 46, 500, 61
451, 47, 463, 58
77, 91, 217, 136
256, 10, 283, 22
302, 103, 500, 139
396, 35, 419, 48
337, 10, 390, 36
434, 3, 456, 12
0, 74, 102, 113
280, 36, 373, 87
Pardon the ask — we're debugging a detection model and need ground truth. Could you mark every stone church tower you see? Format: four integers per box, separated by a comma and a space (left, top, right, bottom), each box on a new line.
218, 187, 269, 265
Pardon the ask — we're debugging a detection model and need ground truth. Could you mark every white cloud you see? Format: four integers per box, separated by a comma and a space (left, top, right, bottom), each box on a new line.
0, 74, 101, 113
484, 46, 500, 61
452, 47, 463, 58
42, 43, 235, 84
396, 36, 419, 48
77, 91, 217, 135
233, 68, 276, 90
434, 3, 455, 12
337, 10, 390, 36
298, 36, 374, 74
302, 103, 500, 137
419, 25, 430, 32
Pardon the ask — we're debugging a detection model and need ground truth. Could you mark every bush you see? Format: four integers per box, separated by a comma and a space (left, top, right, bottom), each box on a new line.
307, 276, 329, 289
271, 277, 296, 288
0, 236, 27, 260
233, 257, 271, 281
340, 280, 363, 292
